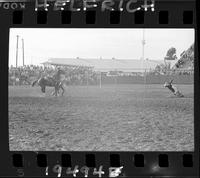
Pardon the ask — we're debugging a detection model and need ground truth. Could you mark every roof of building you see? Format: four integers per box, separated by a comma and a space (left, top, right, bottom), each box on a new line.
42, 58, 164, 72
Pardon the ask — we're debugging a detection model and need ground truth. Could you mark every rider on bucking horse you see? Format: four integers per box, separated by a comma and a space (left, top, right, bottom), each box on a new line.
32, 67, 66, 96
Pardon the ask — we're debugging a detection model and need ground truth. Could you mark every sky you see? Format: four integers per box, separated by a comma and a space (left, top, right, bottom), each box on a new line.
9, 28, 194, 67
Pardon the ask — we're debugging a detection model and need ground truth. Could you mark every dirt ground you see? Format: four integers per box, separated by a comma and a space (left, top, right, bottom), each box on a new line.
9, 84, 194, 151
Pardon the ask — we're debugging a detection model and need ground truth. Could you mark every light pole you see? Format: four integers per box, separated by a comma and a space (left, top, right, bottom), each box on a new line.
141, 29, 147, 91
22, 38, 25, 66
142, 29, 145, 61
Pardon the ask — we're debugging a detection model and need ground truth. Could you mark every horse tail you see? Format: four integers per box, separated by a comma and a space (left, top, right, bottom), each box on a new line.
32, 79, 38, 87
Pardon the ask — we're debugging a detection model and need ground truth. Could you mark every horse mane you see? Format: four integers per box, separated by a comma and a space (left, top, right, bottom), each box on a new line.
169, 79, 173, 84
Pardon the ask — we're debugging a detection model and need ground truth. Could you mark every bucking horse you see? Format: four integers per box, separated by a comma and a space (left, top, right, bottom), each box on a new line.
32, 69, 65, 96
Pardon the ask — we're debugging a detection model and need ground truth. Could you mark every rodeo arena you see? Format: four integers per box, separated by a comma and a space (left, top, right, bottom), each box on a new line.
9, 32, 194, 151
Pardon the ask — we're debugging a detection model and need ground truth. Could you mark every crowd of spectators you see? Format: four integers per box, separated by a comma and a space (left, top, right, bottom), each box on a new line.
9, 65, 53, 85
8, 65, 99, 86
9, 65, 194, 86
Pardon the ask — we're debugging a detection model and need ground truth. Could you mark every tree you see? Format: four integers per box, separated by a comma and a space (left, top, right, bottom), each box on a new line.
164, 47, 177, 60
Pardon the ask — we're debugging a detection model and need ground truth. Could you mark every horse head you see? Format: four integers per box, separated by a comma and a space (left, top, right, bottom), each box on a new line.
164, 80, 173, 88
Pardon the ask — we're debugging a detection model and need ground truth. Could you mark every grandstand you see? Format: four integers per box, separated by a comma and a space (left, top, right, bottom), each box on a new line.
41, 58, 163, 72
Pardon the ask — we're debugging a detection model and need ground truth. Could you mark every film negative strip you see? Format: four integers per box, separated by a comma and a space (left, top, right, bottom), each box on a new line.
0, 0, 199, 177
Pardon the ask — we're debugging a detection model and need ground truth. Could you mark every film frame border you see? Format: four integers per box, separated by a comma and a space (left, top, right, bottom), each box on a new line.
0, 0, 199, 177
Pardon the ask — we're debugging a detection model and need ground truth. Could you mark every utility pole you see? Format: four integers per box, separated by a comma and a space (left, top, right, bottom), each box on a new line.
16, 35, 19, 67
22, 38, 25, 66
